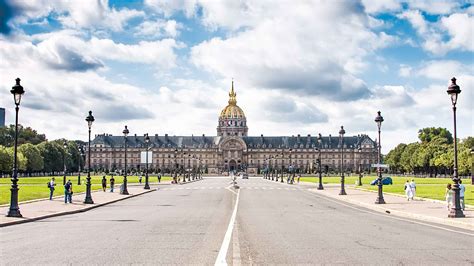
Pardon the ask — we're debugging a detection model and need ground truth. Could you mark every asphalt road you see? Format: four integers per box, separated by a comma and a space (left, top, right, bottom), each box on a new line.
1, 177, 473, 265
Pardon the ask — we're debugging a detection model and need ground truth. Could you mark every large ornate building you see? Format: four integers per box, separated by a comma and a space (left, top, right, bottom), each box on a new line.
88, 82, 378, 175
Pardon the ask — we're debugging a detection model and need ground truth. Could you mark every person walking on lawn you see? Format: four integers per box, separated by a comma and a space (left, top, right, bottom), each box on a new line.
101, 176, 107, 192
158, 173, 162, 183
110, 175, 115, 192
48, 177, 56, 200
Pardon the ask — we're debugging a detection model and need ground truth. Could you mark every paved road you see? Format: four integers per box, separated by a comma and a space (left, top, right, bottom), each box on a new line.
1, 177, 473, 265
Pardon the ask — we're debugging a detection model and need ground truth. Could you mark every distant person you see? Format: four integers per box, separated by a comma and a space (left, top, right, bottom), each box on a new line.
445, 183, 453, 210
459, 180, 465, 211
158, 173, 161, 183
297, 174, 301, 183
64, 180, 73, 203
48, 177, 56, 200
409, 179, 416, 200
110, 176, 115, 192
404, 180, 412, 201
101, 176, 107, 192
139, 175, 142, 184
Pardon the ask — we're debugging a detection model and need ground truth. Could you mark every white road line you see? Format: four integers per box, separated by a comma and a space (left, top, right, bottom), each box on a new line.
215, 188, 241, 266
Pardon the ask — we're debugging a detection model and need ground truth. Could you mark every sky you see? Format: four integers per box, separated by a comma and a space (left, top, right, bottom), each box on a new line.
0, 0, 472, 153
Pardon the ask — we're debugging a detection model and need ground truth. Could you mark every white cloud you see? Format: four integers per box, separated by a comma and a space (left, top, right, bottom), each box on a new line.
135, 19, 181, 38
399, 9, 474, 55
144, 0, 197, 18
408, 0, 461, 15
399, 65, 412, 77
0, 31, 181, 71
9, 0, 144, 32
361, 0, 402, 14
416, 60, 468, 81
190, 1, 394, 101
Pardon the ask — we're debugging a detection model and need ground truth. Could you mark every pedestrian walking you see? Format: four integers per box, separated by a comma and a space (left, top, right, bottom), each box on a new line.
459, 180, 465, 211
110, 176, 115, 192
297, 174, 301, 183
139, 174, 142, 184
409, 179, 416, 200
158, 173, 161, 183
64, 180, 73, 203
404, 180, 412, 201
101, 176, 107, 192
445, 183, 453, 210
48, 177, 56, 200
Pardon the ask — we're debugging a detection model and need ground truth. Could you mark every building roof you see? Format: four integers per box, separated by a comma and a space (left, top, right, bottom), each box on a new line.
91, 133, 375, 150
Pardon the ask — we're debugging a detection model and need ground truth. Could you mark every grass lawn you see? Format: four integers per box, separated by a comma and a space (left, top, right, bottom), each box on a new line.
300, 175, 473, 206
0, 175, 172, 205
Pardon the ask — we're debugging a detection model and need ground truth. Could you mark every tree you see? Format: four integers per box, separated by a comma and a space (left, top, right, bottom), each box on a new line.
0, 125, 47, 147
0, 145, 12, 173
399, 143, 419, 173
418, 127, 453, 144
18, 143, 44, 173
385, 143, 406, 173
38, 141, 64, 173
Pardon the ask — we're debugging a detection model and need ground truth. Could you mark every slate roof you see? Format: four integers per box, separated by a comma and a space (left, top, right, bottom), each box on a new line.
92, 133, 375, 150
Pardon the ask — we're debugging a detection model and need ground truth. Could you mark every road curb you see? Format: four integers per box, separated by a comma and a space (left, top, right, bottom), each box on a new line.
308, 188, 473, 231
0, 189, 156, 228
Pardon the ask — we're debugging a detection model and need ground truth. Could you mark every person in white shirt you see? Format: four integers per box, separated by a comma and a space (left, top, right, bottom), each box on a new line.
409, 179, 416, 200
48, 177, 56, 200
459, 180, 465, 211
404, 180, 412, 201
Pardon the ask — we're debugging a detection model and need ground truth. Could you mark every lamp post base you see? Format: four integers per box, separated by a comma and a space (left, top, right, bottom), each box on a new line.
6, 208, 22, 217
448, 208, 465, 218
339, 190, 347, 195
84, 196, 94, 204
317, 183, 324, 190
375, 197, 386, 204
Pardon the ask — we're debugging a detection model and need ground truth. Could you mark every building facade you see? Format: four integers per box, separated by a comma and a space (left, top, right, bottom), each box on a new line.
88, 82, 378, 175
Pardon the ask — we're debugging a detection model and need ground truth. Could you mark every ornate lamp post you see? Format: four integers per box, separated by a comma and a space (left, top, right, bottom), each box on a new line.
174, 148, 178, 184
374, 111, 385, 204
289, 148, 293, 184
281, 151, 284, 183
84, 111, 95, 204
447, 77, 464, 218
7, 78, 25, 218
144, 133, 150, 189
62, 140, 68, 185
121, 125, 129, 195
339, 126, 347, 195
317, 133, 324, 190
357, 146, 363, 186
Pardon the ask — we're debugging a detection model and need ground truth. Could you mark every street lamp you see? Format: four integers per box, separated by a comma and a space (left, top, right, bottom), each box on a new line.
281, 151, 284, 183
84, 111, 95, 204
339, 126, 347, 195
144, 133, 150, 189
62, 140, 68, 185
447, 77, 464, 218
7, 78, 25, 217
317, 133, 324, 190
374, 111, 385, 204
357, 146, 363, 186
289, 148, 293, 184
121, 125, 129, 195
174, 148, 178, 184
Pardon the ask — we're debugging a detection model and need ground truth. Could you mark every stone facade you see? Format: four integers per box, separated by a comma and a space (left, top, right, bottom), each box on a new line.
88, 83, 378, 175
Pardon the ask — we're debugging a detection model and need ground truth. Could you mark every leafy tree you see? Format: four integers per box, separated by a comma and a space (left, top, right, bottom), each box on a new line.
399, 142, 419, 173
385, 143, 406, 173
38, 141, 64, 173
18, 143, 44, 173
0, 124, 46, 147
0, 145, 12, 173
418, 127, 453, 144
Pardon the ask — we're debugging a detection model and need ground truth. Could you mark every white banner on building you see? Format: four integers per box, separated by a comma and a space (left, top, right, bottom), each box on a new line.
140, 151, 153, 164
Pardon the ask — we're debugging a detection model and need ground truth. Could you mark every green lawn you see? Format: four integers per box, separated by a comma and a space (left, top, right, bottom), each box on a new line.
0, 175, 172, 205
301, 175, 473, 205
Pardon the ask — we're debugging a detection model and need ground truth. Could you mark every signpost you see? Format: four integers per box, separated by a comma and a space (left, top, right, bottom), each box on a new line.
371, 164, 390, 169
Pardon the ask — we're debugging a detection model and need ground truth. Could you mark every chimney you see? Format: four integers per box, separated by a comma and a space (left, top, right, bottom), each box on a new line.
329, 134, 332, 147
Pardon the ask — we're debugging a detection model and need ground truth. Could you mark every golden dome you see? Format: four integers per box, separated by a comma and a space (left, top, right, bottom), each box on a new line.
220, 81, 246, 119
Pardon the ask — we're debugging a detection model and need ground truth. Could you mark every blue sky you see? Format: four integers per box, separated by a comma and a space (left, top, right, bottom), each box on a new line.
0, 0, 472, 153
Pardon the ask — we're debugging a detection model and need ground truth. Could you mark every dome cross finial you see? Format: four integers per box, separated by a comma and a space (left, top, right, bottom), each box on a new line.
229, 79, 237, 105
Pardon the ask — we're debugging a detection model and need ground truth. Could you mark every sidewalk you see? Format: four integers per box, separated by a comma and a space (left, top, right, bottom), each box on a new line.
301, 182, 473, 231
0, 178, 204, 227
0, 186, 156, 227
